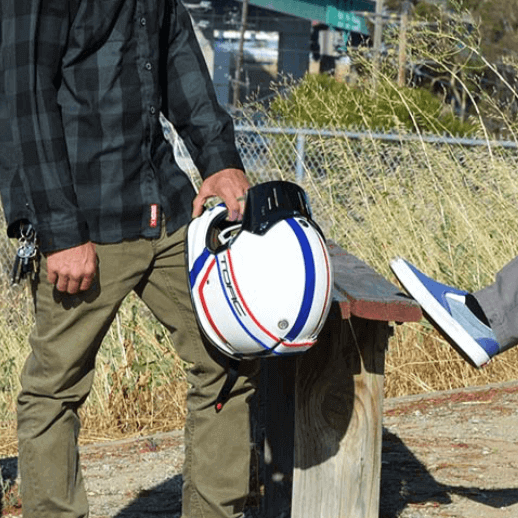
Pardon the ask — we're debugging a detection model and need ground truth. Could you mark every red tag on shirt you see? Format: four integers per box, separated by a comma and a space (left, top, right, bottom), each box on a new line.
150, 204, 159, 228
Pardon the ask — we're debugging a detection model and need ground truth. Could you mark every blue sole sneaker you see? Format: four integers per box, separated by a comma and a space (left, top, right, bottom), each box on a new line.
390, 257, 500, 368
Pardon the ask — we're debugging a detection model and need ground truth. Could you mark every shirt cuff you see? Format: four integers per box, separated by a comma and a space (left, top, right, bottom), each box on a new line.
196, 147, 245, 180
36, 219, 90, 254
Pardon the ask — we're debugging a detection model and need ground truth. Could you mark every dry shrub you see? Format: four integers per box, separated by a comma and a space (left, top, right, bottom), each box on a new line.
1, 480, 22, 516
245, 38, 518, 398
79, 339, 188, 445
3, 6, 518, 451
385, 324, 518, 398
78, 294, 189, 445
0, 279, 32, 457
79, 376, 188, 445
0, 421, 17, 458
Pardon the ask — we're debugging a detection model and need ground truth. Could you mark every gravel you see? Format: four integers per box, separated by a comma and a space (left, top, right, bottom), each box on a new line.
3, 381, 518, 517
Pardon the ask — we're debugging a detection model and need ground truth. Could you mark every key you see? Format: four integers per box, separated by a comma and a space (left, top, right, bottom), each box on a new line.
11, 253, 21, 285
11, 224, 38, 286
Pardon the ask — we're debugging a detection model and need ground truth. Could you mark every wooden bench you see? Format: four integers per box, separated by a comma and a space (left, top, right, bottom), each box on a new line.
254, 241, 422, 518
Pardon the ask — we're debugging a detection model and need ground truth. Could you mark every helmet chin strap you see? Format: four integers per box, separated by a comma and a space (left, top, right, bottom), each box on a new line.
214, 337, 285, 412
269, 338, 285, 353
215, 358, 241, 412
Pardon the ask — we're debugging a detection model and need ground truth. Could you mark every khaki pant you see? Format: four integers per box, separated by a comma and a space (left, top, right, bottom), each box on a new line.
17, 224, 259, 518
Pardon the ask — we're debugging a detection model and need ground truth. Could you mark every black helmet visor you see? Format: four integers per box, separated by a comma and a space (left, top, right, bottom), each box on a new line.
241, 181, 313, 236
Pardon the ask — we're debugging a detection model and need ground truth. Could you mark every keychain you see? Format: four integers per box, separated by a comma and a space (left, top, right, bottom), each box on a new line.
11, 223, 38, 286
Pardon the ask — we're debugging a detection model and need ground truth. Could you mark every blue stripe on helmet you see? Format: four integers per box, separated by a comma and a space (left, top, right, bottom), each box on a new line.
285, 218, 316, 341
189, 247, 211, 289
216, 254, 271, 352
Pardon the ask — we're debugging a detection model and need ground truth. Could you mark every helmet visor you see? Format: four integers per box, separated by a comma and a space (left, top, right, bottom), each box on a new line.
241, 181, 313, 236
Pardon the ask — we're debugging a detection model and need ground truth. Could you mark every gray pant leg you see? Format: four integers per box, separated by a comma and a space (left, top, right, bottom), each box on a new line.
474, 255, 518, 352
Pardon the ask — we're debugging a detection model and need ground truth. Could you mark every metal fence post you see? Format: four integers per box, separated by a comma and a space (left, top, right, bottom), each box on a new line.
296, 132, 306, 182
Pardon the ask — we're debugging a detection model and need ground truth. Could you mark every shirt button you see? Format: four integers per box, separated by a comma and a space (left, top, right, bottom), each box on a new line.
149, 106, 156, 115
140, 17, 147, 26
145, 62, 152, 71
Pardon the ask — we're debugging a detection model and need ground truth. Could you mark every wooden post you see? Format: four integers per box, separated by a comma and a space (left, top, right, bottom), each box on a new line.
292, 308, 389, 517
257, 243, 421, 517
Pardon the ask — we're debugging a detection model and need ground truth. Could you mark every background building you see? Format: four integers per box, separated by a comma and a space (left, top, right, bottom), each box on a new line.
185, 0, 375, 107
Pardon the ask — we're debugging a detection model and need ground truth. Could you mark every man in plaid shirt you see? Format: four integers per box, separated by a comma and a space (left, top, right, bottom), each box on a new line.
0, 1, 258, 516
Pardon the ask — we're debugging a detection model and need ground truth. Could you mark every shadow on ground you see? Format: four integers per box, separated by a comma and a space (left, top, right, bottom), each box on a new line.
114, 428, 518, 518
114, 474, 183, 518
380, 429, 518, 517
3, 428, 518, 517
0, 456, 19, 515
112, 474, 262, 518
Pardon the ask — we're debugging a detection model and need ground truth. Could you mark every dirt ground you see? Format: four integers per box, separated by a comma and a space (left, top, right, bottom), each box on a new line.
381, 380, 518, 518
2, 380, 518, 517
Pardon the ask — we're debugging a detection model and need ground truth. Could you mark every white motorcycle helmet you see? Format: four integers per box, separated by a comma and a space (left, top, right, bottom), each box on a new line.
186, 181, 333, 360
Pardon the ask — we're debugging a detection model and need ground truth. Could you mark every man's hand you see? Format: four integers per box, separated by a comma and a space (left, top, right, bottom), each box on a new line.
46, 242, 97, 294
192, 168, 249, 221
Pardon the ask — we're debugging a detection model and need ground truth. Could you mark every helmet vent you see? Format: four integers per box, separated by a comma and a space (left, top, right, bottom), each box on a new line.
272, 185, 279, 207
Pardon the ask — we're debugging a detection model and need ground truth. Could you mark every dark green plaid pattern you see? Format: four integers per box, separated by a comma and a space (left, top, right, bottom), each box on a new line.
0, 0, 243, 253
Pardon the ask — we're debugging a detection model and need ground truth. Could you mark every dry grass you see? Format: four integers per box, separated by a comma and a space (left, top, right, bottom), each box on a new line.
0, 283, 189, 457
238, 6, 518, 397
2, 7, 518, 456
386, 323, 518, 398
4, 133, 517, 457
78, 294, 189, 446
252, 115, 518, 398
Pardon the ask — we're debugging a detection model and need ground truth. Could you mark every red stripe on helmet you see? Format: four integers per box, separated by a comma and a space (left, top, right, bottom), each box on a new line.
226, 250, 314, 348
313, 235, 332, 332
198, 258, 228, 345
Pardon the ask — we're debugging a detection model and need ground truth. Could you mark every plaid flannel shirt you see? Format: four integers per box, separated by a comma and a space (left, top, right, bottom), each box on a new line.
0, 0, 244, 253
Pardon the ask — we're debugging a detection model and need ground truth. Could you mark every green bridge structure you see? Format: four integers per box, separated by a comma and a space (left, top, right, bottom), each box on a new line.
245, 0, 375, 35
189, 0, 376, 105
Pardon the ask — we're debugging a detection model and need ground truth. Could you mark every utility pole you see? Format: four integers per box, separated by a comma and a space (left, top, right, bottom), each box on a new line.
233, 0, 249, 108
398, 0, 411, 88
372, 0, 384, 90
373, 0, 384, 57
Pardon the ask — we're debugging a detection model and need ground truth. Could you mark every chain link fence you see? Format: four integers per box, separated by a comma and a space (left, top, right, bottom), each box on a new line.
2, 117, 518, 320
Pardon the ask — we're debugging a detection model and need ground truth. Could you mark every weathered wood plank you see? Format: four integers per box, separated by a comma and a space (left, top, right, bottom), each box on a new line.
258, 243, 417, 517
291, 306, 388, 518
332, 286, 351, 319
328, 241, 422, 323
